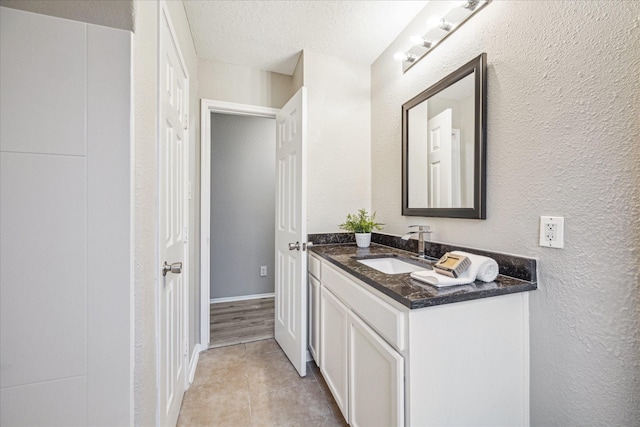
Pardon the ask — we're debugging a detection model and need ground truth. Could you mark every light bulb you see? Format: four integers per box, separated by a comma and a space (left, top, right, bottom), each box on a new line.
427, 16, 452, 31
427, 16, 442, 29
410, 35, 433, 49
393, 52, 415, 63
462, 0, 480, 10
393, 52, 407, 62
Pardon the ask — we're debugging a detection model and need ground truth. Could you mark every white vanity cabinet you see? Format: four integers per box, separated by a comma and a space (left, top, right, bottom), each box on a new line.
309, 251, 530, 427
313, 254, 406, 426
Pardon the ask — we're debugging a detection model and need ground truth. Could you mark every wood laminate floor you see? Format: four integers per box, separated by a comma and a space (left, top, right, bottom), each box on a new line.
210, 297, 275, 348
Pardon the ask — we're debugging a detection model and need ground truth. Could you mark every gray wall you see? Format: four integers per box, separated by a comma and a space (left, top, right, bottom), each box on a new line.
210, 113, 276, 299
372, 1, 640, 425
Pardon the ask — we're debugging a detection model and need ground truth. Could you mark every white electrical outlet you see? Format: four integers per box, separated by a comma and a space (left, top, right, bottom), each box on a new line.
260, 266, 267, 277
539, 216, 564, 248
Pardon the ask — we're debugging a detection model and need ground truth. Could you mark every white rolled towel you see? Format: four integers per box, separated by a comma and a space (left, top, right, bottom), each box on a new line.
451, 251, 499, 282
410, 251, 499, 288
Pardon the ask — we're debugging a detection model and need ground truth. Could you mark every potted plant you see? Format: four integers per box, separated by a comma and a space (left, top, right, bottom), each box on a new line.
339, 208, 384, 248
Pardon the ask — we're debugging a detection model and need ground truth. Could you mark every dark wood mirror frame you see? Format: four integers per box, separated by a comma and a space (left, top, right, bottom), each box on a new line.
402, 53, 487, 219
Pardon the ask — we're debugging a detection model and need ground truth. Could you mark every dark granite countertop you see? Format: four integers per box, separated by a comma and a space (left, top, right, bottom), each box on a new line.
309, 243, 537, 310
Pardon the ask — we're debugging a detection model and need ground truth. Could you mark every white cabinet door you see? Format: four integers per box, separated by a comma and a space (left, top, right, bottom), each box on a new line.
349, 311, 404, 427
320, 286, 349, 420
308, 274, 321, 364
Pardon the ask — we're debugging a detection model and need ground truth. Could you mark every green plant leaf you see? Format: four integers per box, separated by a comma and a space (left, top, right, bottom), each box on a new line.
338, 208, 384, 233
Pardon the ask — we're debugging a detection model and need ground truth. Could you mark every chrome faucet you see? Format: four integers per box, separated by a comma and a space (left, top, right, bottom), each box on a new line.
402, 225, 432, 258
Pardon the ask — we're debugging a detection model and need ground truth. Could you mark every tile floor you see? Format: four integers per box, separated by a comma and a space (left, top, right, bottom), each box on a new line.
177, 339, 348, 427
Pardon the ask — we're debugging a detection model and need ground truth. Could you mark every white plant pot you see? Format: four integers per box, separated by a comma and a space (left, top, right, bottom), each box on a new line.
355, 233, 372, 248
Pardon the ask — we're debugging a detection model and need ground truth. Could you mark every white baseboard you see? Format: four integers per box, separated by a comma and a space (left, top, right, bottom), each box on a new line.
187, 343, 202, 387
210, 292, 275, 304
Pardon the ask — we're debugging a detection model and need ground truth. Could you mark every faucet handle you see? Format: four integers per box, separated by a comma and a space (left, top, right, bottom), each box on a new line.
409, 224, 431, 232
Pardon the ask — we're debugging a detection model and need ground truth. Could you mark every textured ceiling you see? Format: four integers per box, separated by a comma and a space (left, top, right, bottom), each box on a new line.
183, 0, 428, 75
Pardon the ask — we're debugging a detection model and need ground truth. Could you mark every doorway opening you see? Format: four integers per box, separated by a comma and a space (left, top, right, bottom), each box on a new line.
200, 100, 280, 348
200, 90, 308, 375
208, 112, 276, 347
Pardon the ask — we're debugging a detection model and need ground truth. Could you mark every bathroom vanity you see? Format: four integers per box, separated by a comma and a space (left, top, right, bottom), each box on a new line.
308, 243, 536, 427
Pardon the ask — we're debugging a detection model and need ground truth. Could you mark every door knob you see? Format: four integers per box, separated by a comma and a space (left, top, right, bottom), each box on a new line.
162, 261, 182, 276
288, 242, 307, 251
288, 242, 300, 251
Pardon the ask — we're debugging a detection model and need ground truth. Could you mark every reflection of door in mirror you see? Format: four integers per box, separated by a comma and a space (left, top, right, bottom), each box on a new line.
427, 109, 453, 208
451, 129, 461, 208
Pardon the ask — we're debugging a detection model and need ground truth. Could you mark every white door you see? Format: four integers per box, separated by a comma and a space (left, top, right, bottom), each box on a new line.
159, 5, 189, 426
275, 87, 307, 377
428, 109, 453, 207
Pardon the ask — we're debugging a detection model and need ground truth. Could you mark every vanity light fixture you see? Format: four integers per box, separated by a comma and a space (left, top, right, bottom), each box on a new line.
393, 52, 416, 63
463, 0, 481, 11
394, 0, 492, 72
409, 35, 433, 49
427, 17, 453, 32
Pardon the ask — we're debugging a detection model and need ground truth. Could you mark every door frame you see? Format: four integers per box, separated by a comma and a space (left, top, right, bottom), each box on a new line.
199, 99, 280, 348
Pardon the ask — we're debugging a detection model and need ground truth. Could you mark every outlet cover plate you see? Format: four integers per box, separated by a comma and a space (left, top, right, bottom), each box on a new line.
539, 216, 564, 248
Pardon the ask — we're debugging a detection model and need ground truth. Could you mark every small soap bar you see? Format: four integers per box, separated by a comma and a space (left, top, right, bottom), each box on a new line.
433, 252, 471, 278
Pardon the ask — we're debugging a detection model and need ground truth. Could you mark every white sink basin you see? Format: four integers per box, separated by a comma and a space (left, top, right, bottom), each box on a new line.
357, 257, 427, 275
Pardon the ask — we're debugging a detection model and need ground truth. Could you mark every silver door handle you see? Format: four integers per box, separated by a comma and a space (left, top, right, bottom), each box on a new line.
163, 261, 182, 276
288, 242, 300, 251
288, 242, 307, 251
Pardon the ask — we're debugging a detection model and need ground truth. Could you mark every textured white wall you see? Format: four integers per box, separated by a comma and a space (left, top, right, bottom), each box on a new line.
132, 1, 158, 425
199, 59, 295, 109
303, 51, 372, 232
372, 1, 640, 424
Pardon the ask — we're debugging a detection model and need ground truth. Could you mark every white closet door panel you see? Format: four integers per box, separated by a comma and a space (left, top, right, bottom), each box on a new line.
0, 7, 86, 156
0, 376, 86, 426
0, 153, 87, 388
86, 24, 132, 425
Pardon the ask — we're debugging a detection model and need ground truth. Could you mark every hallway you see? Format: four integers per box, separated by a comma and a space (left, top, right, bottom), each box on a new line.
177, 339, 347, 426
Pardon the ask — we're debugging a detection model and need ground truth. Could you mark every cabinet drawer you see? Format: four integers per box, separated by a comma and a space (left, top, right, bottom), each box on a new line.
309, 253, 321, 280
323, 263, 406, 351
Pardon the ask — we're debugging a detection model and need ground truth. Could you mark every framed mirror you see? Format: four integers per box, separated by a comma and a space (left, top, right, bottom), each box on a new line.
402, 53, 487, 219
